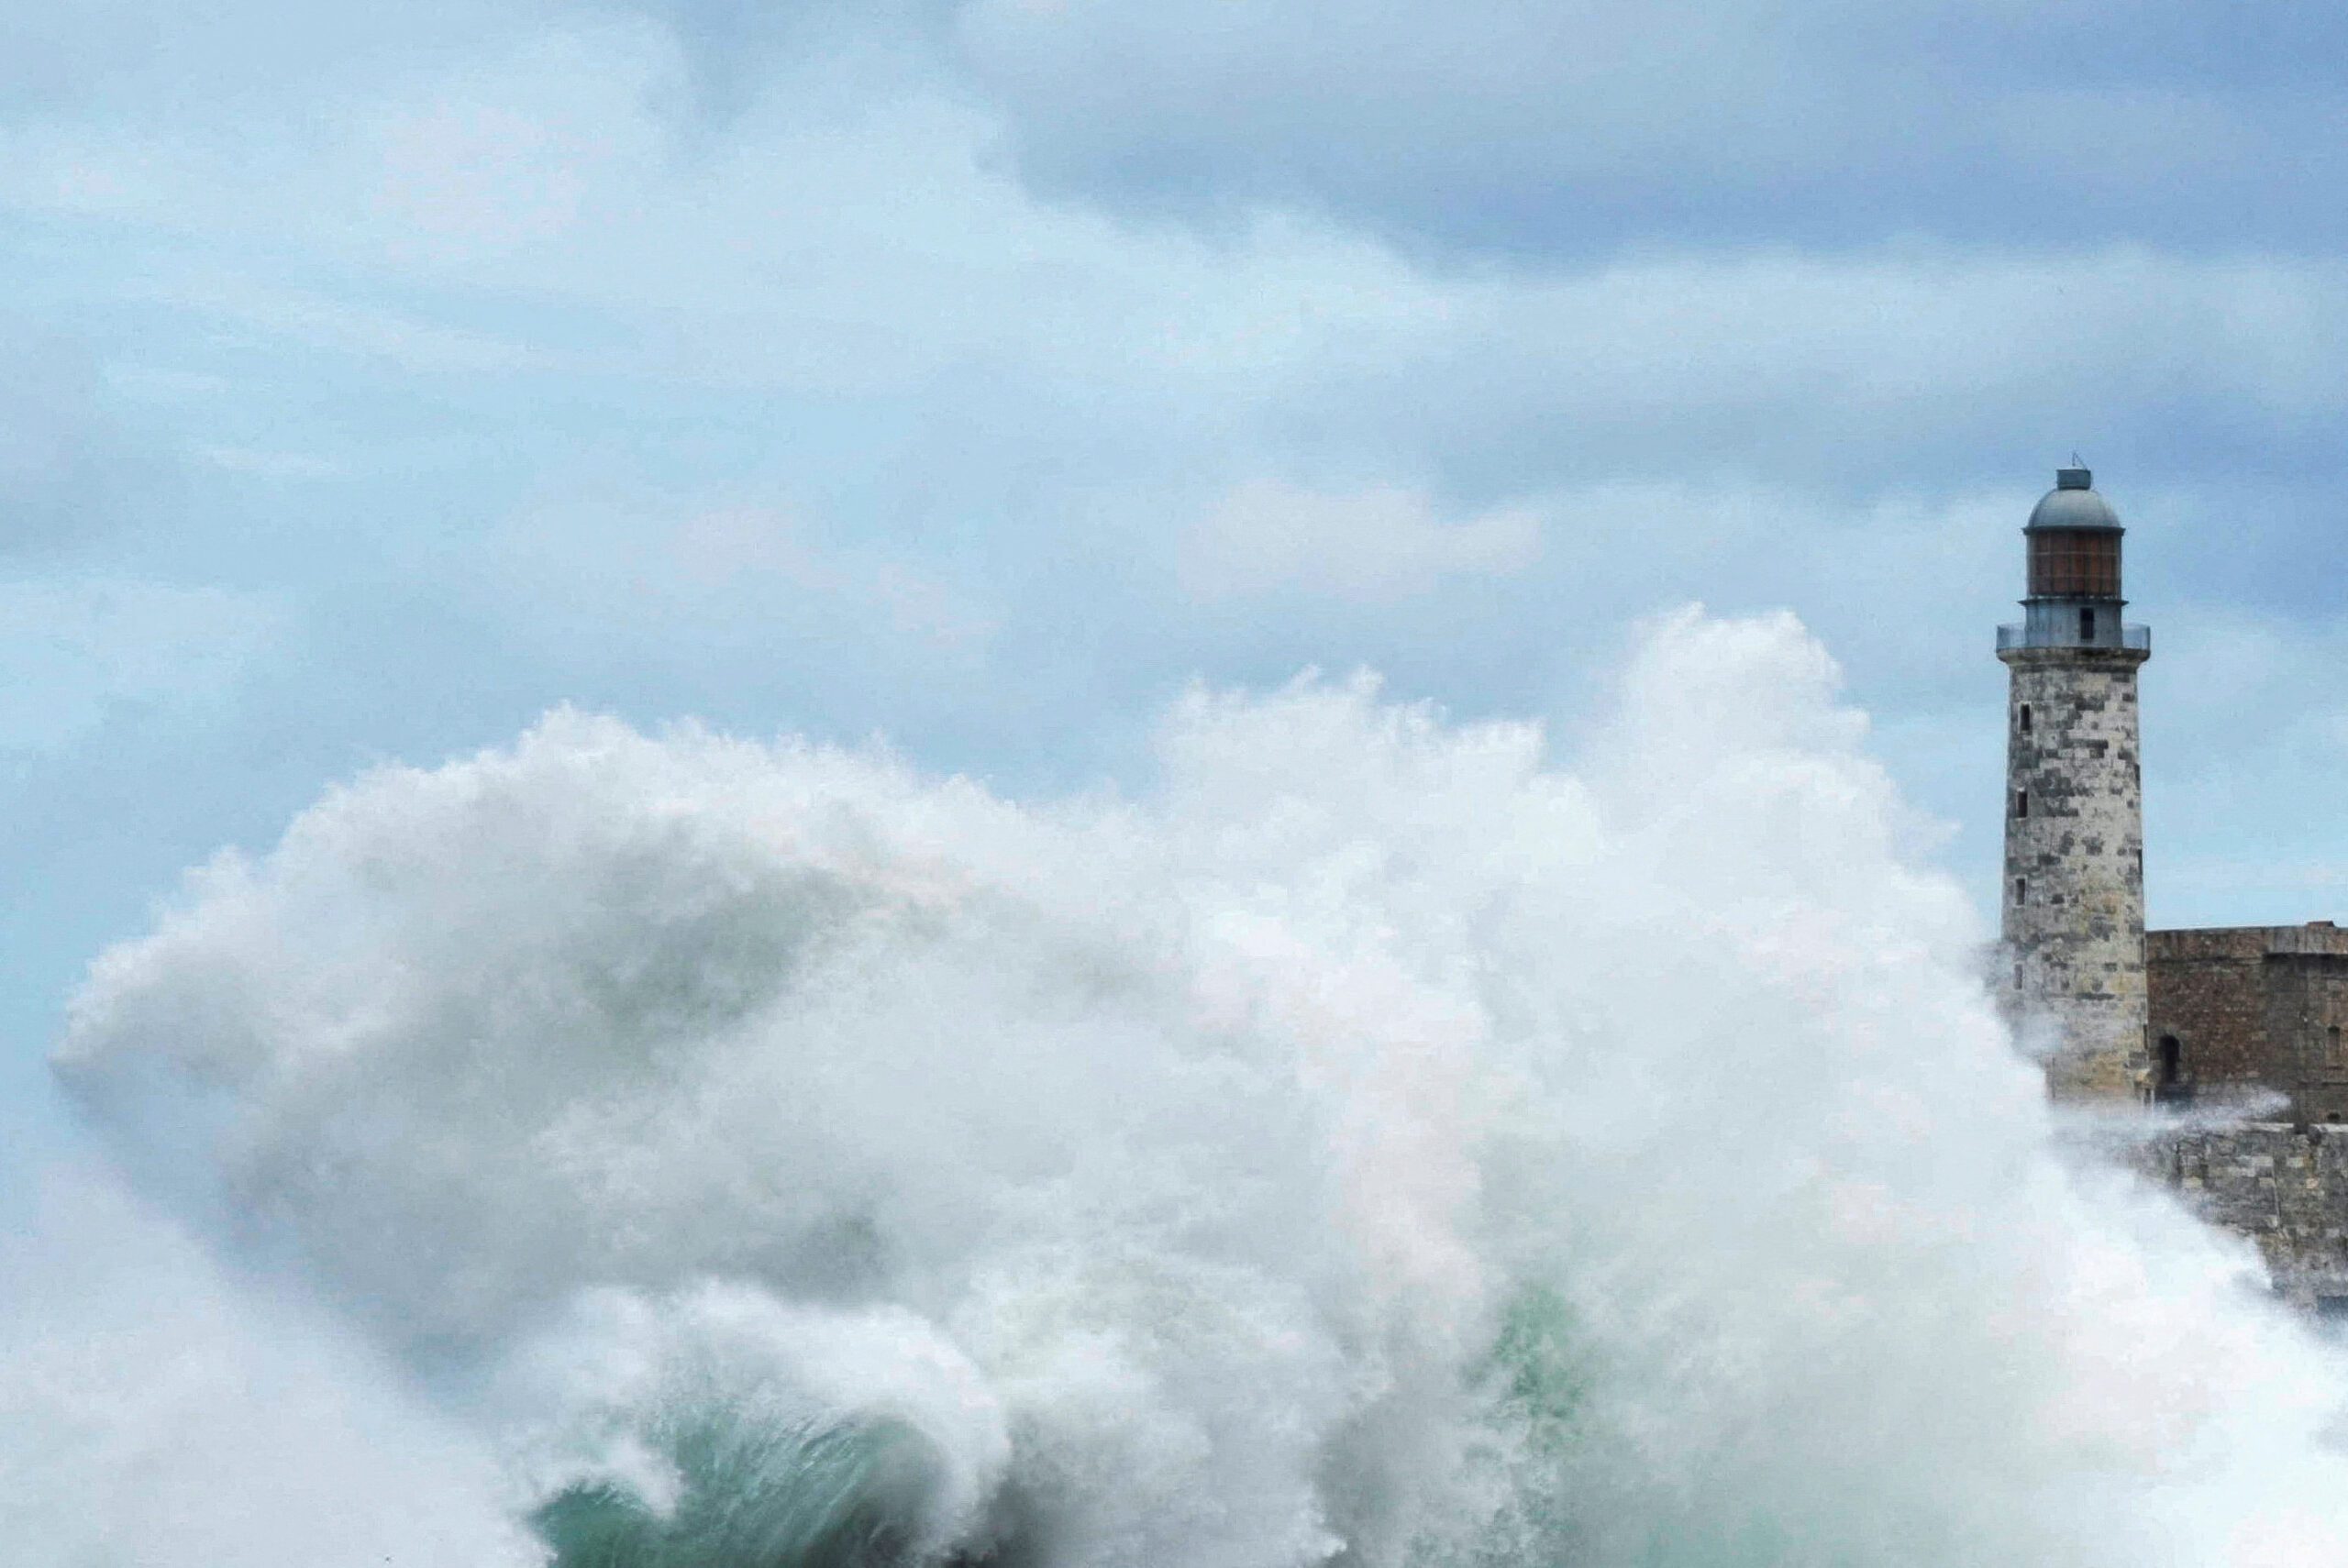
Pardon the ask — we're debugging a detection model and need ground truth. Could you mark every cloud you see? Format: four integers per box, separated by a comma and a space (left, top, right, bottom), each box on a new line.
1182, 479, 1541, 603
949, 0, 2348, 257
19, 9, 2347, 505
0, 0, 2341, 952
1268, 248, 2348, 500
10, 0, 2348, 264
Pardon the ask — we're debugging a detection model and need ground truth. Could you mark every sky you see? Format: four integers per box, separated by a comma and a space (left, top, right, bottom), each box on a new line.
7, 0, 2348, 1164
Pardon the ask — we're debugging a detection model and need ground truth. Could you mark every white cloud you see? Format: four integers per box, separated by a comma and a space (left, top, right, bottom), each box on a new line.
1181, 479, 1541, 603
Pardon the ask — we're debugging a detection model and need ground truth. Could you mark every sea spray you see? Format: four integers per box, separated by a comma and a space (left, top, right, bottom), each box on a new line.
21, 606, 2348, 1565
0, 1165, 543, 1566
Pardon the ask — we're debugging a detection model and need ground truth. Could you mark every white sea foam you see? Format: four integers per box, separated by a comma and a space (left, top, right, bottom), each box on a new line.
23, 606, 2348, 1564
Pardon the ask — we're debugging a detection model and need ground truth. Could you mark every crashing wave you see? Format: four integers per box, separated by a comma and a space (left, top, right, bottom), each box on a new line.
19, 609, 2348, 1566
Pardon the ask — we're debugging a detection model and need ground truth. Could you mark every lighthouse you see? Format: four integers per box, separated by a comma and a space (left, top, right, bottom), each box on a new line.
1998, 466, 2152, 1102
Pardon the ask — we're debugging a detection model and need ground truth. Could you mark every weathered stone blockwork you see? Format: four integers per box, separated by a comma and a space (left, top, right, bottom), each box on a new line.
1999, 646, 2150, 1099
2141, 1123, 2348, 1309
2147, 923, 2348, 1122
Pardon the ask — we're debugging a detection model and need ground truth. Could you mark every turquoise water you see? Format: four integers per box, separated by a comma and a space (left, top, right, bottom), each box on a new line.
534, 1417, 946, 1568
528, 1288, 1594, 1568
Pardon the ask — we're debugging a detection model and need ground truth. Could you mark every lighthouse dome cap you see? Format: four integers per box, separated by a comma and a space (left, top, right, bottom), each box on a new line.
2027, 466, 2121, 530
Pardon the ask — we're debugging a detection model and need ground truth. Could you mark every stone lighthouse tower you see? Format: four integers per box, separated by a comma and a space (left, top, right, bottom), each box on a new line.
1999, 466, 2152, 1102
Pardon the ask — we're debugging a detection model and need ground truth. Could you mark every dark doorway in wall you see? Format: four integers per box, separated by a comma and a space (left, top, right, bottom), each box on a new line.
2154, 1035, 2188, 1105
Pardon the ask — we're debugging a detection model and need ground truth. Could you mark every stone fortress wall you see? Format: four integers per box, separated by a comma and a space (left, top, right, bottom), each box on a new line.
2136, 923, 2348, 1309
2147, 922, 2348, 1122
2140, 1122, 2348, 1312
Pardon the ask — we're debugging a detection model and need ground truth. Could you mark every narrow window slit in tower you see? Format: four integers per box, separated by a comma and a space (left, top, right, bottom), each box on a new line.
2015, 790, 2028, 818
2019, 703, 2032, 734
2079, 607, 2096, 641
2015, 878, 2026, 905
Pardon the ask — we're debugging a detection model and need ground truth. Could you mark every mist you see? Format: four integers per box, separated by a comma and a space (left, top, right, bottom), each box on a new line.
17, 607, 2348, 1565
